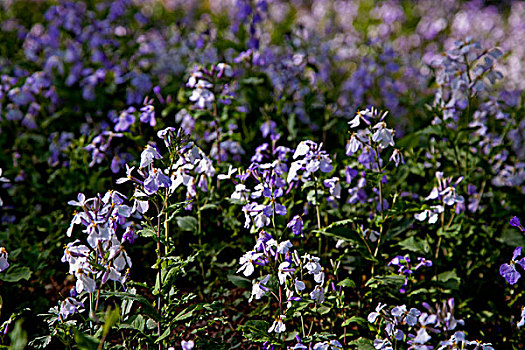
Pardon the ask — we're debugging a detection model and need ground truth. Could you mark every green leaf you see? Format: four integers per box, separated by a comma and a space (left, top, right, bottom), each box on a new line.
9, 320, 27, 350
174, 305, 198, 322
101, 291, 161, 322
301, 181, 316, 191
176, 216, 198, 232
227, 274, 252, 289
241, 320, 270, 342
200, 204, 218, 211
437, 224, 462, 238
498, 227, 525, 247
317, 306, 331, 315
341, 316, 367, 327
433, 270, 461, 289
348, 337, 375, 350
366, 275, 405, 289
74, 331, 98, 350
241, 77, 265, 85
0, 266, 32, 282
102, 306, 120, 339
337, 278, 356, 288
137, 228, 156, 238
155, 326, 171, 343
398, 236, 430, 254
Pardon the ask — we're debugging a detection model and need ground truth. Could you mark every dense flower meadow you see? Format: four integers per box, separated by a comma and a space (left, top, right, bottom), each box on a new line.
1, 0, 525, 348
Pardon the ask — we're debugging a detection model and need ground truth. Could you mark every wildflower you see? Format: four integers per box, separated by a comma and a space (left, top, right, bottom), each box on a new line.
517, 307, 525, 327
0, 168, 9, 207
75, 267, 96, 294
59, 297, 84, 321
277, 261, 294, 284
324, 177, 341, 198
389, 149, 404, 167
500, 247, 525, 285
415, 205, 444, 224
140, 145, 162, 168
268, 315, 286, 333
346, 133, 362, 155
181, 340, 195, 350
372, 121, 395, 149
0, 248, 9, 272
237, 251, 263, 277
67, 193, 87, 207
139, 102, 155, 127
144, 168, 172, 195
302, 254, 322, 275
368, 303, 387, 323
294, 279, 306, 293
157, 127, 177, 147
250, 275, 270, 302
373, 338, 393, 350
391, 305, 421, 326
510, 216, 524, 232
287, 215, 303, 236
310, 285, 325, 304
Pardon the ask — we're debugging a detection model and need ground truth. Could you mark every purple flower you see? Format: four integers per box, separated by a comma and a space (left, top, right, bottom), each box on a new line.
140, 104, 156, 127
114, 107, 136, 132
500, 247, 525, 285
287, 215, 303, 236
510, 216, 523, 230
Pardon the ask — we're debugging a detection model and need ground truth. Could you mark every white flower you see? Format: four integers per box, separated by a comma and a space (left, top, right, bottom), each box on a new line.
415, 205, 444, 224
310, 285, 325, 304
323, 177, 341, 198
189, 85, 214, 109
293, 141, 312, 159
277, 240, 293, 255
295, 279, 306, 293
372, 122, 395, 149
237, 251, 262, 277
140, 145, 162, 168
181, 340, 195, 350
268, 315, 286, 333
75, 267, 96, 294
218, 165, 238, 180
346, 133, 361, 155
302, 254, 322, 275
278, 261, 293, 284
250, 275, 270, 302
441, 186, 464, 206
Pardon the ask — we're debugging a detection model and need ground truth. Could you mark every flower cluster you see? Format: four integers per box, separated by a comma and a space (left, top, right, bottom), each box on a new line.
237, 231, 326, 334
415, 172, 464, 224
388, 255, 433, 293
61, 191, 134, 319
368, 300, 490, 350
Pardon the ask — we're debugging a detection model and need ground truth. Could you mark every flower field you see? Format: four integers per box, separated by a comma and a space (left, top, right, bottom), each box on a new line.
1, 0, 525, 349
